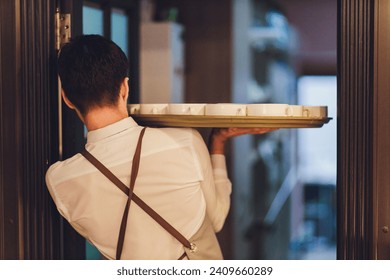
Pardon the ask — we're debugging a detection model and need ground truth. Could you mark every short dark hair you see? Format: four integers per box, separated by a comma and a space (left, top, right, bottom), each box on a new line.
58, 35, 129, 115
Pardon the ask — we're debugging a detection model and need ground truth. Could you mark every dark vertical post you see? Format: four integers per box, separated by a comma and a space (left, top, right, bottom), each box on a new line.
127, 0, 140, 104
0, 0, 23, 260
18, 0, 63, 259
373, 0, 390, 260
337, 0, 375, 259
102, 2, 112, 39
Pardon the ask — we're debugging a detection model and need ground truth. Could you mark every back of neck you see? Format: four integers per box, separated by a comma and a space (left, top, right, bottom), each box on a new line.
84, 107, 128, 131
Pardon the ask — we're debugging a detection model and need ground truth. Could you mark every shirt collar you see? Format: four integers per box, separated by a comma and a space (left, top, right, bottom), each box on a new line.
86, 117, 139, 143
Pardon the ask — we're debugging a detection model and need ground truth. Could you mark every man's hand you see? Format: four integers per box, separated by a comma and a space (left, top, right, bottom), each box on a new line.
209, 127, 278, 154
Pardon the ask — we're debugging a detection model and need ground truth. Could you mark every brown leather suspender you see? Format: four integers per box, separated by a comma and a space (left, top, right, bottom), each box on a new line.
81, 127, 193, 259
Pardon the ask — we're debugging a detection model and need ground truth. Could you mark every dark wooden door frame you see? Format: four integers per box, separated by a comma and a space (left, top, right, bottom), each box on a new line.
0, 0, 62, 259
337, 0, 374, 259
0, 0, 24, 259
372, 0, 390, 260
338, 0, 390, 259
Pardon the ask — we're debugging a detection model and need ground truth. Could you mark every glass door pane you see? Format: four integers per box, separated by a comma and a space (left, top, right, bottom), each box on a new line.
111, 8, 129, 56
83, 4, 104, 35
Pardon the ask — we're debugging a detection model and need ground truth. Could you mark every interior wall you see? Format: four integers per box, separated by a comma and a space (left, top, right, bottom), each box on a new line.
156, 0, 232, 103
277, 0, 337, 75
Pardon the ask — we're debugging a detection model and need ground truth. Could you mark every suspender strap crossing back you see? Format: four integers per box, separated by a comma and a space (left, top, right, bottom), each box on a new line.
81, 127, 192, 259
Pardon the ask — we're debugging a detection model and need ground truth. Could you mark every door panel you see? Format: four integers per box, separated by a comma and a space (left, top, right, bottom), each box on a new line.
0, 0, 62, 259
374, 0, 390, 260
337, 0, 390, 260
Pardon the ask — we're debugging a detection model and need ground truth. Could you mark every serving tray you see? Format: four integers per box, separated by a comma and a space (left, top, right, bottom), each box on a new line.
131, 114, 332, 128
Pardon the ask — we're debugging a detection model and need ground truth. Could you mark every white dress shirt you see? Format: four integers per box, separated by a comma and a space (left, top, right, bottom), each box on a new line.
46, 117, 232, 259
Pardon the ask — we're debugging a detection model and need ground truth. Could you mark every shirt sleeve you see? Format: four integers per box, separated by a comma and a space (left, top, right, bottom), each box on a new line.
45, 162, 71, 220
46, 162, 97, 242
191, 129, 232, 232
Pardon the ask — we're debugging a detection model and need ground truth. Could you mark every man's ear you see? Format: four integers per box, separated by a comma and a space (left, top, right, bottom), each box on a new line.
61, 90, 76, 110
61, 90, 85, 123
119, 77, 129, 102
